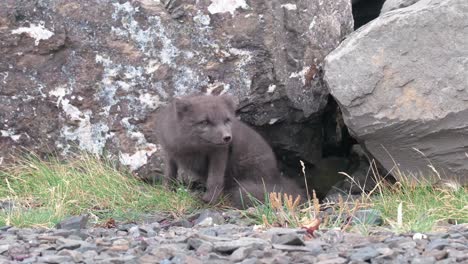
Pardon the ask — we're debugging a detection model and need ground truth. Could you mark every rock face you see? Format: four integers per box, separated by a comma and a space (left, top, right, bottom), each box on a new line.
325, 0, 468, 184
0, 0, 353, 185
380, 0, 420, 14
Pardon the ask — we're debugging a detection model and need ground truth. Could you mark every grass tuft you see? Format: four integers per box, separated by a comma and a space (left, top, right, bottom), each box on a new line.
0, 152, 200, 228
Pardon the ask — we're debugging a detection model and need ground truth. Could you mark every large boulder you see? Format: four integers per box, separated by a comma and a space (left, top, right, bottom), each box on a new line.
380, 0, 420, 14
325, 0, 468, 184
0, 0, 353, 181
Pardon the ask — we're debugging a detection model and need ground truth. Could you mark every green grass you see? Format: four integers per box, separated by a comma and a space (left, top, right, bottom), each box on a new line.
372, 175, 467, 233
0, 153, 201, 228
242, 161, 467, 234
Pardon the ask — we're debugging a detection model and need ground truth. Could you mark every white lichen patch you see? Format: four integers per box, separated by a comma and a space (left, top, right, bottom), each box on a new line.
1, 72, 8, 84
205, 82, 229, 95
309, 17, 317, 30
268, 118, 279, 125
281, 4, 297, 10
59, 98, 110, 155
145, 60, 160, 74
139, 93, 161, 110
289, 67, 309, 85
95, 54, 147, 115
119, 117, 158, 171
111, 3, 179, 65
267, 84, 276, 93
208, 0, 248, 15
193, 11, 211, 26
174, 67, 199, 95
229, 48, 253, 93
49, 85, 69, 107
0, 129, 21, 142
11, 23, 54, 46
119, 146, 157, 171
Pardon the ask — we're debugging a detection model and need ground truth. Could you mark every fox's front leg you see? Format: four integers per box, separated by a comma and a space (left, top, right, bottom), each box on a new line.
202, 149, 228, 204
163, 154, 178, 188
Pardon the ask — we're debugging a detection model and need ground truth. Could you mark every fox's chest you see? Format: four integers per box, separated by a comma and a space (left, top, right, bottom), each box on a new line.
174, 153, 210, 178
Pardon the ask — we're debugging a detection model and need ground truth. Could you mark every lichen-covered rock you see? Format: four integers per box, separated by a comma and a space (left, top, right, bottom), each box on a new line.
0, 0, 352, 180
324, 0, 468, 184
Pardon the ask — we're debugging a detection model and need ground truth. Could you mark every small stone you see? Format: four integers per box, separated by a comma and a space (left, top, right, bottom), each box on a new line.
436, 258, 458, 264
82, 250, 98, 260
0, 245, 9, 254
37, 255, 73, 263
350, 247, 380, 261
399, 240, 418, 250
427, 239, 451, 251
213, 237, 270, 252
376, 247, 394, 257
110, 239, 130, 251
0, 226, 12, 231
413, 233, 428, 240
230, 247, 254, 262
239, 258, 258, 264
188, 238, 205, 249
196, 242, 214, 256
105, 255, 138, 264
128, 225, 141, 238
271, 233, 305, 246
447, 249, 468, 262
411, 256, 436, 264
423, 249, 448, 260
76, 241, 97, 252
57, 249, 84, 262
56, 238, 82, 250
351, 209, 383, 226
315, 257, 348, 264
55, 215, 88, 230
272, 244, 317, 252
195, 209, 225, 226
171, 219, 193, 228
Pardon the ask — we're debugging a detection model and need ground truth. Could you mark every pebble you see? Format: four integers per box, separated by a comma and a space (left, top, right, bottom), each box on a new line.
0, 211, 465, 264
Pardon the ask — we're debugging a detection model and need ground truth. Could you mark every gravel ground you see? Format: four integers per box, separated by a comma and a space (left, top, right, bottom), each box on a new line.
0, 210, 467, 264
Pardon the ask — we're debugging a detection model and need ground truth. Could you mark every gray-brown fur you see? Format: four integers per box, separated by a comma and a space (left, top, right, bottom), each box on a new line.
155, 95, 305, 208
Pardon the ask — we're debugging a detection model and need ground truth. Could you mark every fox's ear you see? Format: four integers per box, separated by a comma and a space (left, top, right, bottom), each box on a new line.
221, 94, 237, 113
174, 98, 191, 119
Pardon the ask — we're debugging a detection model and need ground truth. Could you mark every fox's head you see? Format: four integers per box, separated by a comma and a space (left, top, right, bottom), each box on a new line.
173, 95, 237, 147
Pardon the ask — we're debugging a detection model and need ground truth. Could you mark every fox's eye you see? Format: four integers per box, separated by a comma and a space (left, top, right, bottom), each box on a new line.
224, 118, 231, 124
198, 120, 209, 126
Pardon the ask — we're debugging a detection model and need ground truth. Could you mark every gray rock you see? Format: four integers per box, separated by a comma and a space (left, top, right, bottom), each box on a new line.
350, 247, 380, 261
213, 237, 270, 253
55, 215, 88, 230
57, 249, 84, 263
0, 245, 9, 254
37, 255, 73, 263
230, 247, 254, 262
56, 238, 83, 250
171, 219, 193, 228
239, 258, 258, 264
324, 0, 468, 184
315, 257, 348, 264
195, 209, 225, 226
351, 209, 383, 226
0, 0, 353, 185
411, 256, 436, 264
271, 232, 305, 246
272, 244, 316, 252
381, 0, 420, 14
427, 239, 451, 251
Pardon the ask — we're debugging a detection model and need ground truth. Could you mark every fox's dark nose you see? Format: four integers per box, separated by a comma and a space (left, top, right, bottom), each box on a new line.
223, 135, 232, 143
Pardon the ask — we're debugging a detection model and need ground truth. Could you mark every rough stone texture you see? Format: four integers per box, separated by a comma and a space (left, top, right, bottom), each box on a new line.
0, 0, 353, 182
381, 0, 420, 14
324, 0, 468, 184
